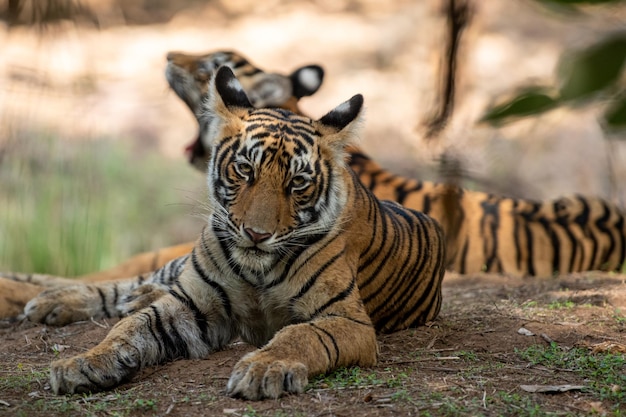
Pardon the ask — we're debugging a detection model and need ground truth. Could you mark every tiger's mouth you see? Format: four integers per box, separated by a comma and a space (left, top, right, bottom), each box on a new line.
247, 247, 269, 256
232, 243, 277, 271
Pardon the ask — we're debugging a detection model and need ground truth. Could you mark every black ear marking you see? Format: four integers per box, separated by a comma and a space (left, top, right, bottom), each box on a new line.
319, 94, 363, 130
290, 65, 324, 98
215, 66, 253, 109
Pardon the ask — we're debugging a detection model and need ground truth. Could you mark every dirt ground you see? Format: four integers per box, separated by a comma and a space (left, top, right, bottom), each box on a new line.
1, 272, 624, 416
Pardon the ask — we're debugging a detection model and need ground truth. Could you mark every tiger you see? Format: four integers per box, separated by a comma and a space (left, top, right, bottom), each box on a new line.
41, 66, 446, 398
164, 50, 626, 277
0, 51, 326, 320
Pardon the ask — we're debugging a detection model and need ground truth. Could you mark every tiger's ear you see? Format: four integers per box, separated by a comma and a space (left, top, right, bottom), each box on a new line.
319, 94, 363, 131
204, 66, 250, 145
317, 94, 364, 151
213, 66, 253, 111
290, 64, 324, 98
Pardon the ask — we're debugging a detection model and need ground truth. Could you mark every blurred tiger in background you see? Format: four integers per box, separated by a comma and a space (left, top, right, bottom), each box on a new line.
35, 67, 445, 398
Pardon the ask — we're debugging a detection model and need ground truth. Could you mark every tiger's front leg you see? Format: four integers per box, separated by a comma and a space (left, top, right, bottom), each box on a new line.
25, 256, 188, 326
227, 313, 377, 400
50, 286, 234, 394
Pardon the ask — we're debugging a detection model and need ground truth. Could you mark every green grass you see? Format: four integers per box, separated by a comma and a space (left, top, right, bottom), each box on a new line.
10, 391, 161, 417
0, 365, 48, 392
546, 299, 576, 309
309, 366, 384, 389
0, 130, 203, 277
308, 366, 412, 391
517, 342, 626, 404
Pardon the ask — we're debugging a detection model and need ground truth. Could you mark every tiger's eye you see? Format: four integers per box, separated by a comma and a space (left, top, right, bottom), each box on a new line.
235, 161, 253, 176
291, 175, 310, 189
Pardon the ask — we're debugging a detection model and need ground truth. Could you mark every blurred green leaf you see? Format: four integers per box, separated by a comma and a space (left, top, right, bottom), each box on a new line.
603, 95, 626, 134
481, 88, 558, 125
558, 35, 626, 101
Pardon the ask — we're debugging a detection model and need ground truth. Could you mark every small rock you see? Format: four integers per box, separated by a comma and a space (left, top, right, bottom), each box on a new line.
517, 327, 534, 336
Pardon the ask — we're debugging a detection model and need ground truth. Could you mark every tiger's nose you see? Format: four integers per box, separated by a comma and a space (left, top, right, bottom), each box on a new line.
244, 227, 272, 244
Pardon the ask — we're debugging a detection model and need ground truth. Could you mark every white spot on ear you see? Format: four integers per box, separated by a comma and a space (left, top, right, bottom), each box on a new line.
228, 78, 244, 93
333, 101, 351, 115
298, 68, 321, 91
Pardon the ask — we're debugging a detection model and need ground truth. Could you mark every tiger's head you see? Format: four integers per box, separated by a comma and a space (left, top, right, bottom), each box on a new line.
205, 66, 362, 271
166, 50, 325, 171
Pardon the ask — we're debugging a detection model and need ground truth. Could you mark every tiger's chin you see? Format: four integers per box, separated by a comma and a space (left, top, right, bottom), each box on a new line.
232, 246, 277, 271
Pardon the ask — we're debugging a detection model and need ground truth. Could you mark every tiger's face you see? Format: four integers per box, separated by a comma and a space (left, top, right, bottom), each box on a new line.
166, 50, 324, 171
205, 67, 362, 271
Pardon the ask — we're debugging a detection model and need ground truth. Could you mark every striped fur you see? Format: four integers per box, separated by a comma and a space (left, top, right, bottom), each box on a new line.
46, 67, 445, 398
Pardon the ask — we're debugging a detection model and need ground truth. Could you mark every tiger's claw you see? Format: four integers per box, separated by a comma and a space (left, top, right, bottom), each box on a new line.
226, 353, 308, 400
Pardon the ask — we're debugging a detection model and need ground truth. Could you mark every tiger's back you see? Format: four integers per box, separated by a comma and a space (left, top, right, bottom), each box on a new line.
349, 145, 626, 276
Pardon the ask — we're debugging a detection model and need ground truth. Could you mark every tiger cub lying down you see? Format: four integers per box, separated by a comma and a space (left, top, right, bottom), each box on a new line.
46, 66, 446, 399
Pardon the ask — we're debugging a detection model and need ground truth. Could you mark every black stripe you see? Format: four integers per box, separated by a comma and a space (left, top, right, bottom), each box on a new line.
357, 199, 386, 277
575, 196, 596, 270
310, 278, 357, 319
112, 284, 119, 308
617, 214, 626, 269
169, 285, 211, 348
359, 204, 399, 290
290, 250, 344, 303
191, 249, 232, 317
149, 305, 185, 361
480, 197, 501, 272
139, 311, 163, 357
309, 324, 333, 365
512, 200, 523, 271
310, 323, 340, 368
595, 201, 616, 267
395, 181, 424, 205
96, 287, 111, 318
167, 315, 190, 359
458, 235, 469, 274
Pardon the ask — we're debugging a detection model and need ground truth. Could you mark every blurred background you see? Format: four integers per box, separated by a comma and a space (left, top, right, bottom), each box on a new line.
1, 0, 625, 276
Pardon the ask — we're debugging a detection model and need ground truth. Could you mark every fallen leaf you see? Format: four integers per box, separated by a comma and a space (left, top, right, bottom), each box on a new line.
52, 344, 70, 353
590, 341, 626, 354
589, 401, 606, 414
520, 384, 586, 393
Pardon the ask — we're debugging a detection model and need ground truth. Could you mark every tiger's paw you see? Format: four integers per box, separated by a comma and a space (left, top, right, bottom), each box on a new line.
50, 346, 140, 394
118, 284, 169, 315
25, 285, 101, 326
226, 353, 308, 400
